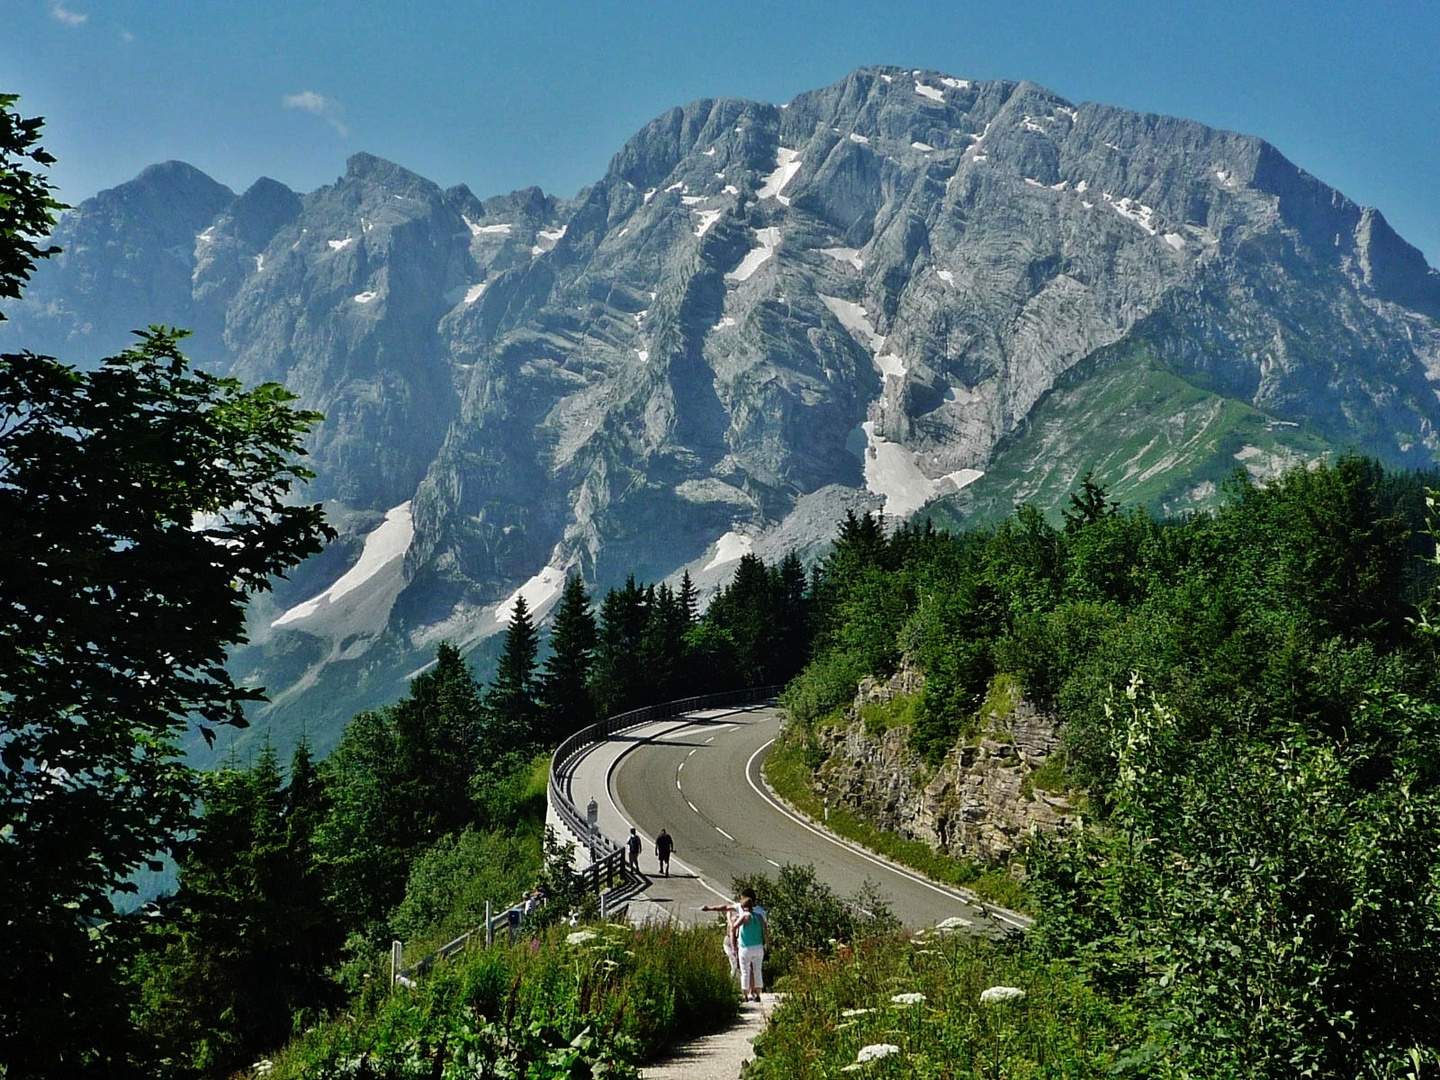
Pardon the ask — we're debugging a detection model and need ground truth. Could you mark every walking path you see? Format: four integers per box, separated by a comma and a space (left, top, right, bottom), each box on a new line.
641, 994, 780, 1080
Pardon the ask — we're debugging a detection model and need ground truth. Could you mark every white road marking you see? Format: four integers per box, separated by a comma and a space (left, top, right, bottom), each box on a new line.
678, 760, 685, 772
688, 801, 700, 813
716, 827, 735, 841
705, 737, 715, 744
687, 748, 698, 757
676, 779, 682, 789
766, 858, 781, 868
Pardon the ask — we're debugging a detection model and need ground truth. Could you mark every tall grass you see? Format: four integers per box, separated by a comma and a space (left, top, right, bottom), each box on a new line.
254, 922, 738, 1079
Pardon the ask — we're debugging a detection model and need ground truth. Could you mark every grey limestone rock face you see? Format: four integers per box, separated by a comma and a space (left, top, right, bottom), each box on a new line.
6, 65, 1440, 745
813, 665, 1080, 866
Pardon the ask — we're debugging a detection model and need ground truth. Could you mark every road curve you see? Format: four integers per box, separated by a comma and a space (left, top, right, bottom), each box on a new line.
608, 705, 1015, 932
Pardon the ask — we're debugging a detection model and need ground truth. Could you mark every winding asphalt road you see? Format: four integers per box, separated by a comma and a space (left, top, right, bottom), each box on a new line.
578, 704, 1023, 933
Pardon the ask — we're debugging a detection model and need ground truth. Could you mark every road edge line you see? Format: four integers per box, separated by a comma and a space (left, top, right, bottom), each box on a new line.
743, 740, 1032, 932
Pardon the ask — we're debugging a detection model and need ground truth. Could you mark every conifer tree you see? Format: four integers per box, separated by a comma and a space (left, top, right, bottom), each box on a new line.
590, 577, 650, 717
540, 573, 598, 742
678, 570, 699, 625
489, 595, 542, 746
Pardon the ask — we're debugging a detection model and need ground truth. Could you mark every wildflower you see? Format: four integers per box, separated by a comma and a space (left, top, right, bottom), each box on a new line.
890, 992, 926, 1006
842, 1043, 901, 1069
840, 1007, 875, 1017
979, 985, 1025, 1004
567, 930, 598, 945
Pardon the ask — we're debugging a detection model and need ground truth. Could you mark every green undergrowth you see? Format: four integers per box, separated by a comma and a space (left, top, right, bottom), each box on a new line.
764, 726, 1026, 913
253, 921, 739, 1080
747, 932, 1142, 1079
859, 693, 922, 737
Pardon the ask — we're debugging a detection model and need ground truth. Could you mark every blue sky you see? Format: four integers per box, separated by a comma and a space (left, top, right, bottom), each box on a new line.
4, 0, 1438, 262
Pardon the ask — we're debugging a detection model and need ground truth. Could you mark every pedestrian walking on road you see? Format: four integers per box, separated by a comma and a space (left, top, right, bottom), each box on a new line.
626, 827, 642, 873
733, 896, 768, 1002
655, 828, 674, 876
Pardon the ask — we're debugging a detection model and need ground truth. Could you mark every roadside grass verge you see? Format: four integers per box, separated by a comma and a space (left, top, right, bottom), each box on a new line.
748, 931, 1142, 1079
764, 725, 1027, 912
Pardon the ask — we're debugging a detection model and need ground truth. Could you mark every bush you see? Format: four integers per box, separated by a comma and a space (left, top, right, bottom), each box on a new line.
782, 649, 863, 725
747, 932, 1143, 1079
730, 864, 899, 979
390, 825, 543, 947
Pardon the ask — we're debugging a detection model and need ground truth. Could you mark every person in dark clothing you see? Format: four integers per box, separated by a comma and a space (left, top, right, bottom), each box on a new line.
626, 827, 642, 872
655, 829, 674, 876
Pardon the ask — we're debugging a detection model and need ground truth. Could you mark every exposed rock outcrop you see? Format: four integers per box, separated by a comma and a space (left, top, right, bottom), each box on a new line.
814, 667, 1079, 864
7, 65, 1439, 748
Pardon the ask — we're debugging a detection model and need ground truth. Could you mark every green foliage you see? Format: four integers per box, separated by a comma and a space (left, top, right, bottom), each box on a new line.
858, 693, 921, 737
781, 648, 865, 725
133, 742, 343, 1078
314, 643, 487, 932
390, 826, 544, 947
748, 932, 1144, 1080
730, 864, 899, 979
486, 595, 542, 747
1028, 681, 1440, 1077
0, 94, 64, 317
0, 328, 331, 1078
260, 922, 739, 1079
539, 572, 597, 741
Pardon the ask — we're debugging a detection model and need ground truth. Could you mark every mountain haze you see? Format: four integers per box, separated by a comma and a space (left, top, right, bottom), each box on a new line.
7, 65, 1439, 752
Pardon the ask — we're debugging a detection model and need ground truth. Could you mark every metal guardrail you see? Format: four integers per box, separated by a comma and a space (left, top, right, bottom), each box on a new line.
392, 685, 779, 987
547, 685, 781, 862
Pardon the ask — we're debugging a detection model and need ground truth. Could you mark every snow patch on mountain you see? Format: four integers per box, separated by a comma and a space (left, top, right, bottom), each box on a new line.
727, 227, 781, 282
819, 294, 884, 351
758, 147, 801, 205
704, 530, 754, 570
914, 82, 944, 103
693, 208, 723, 237
492, 565, 566, 626
821, 247, 864, 270
273, 503, 414, 628
857, 425, 980, 517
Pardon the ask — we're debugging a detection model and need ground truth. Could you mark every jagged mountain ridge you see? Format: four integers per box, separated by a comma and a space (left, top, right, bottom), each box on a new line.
6, 65, 1439, 752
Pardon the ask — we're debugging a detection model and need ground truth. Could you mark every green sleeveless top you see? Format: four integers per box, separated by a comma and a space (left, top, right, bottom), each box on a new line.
737, 911, 765, 949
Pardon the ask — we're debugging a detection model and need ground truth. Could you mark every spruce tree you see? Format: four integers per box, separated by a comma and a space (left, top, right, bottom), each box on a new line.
540, 573, 598, 742
590, 577, 649, 717
678, 570, 699, 625
489, 595, 541, 747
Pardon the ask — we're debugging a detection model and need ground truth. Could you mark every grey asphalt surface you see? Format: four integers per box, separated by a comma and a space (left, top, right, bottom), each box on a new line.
606, 705, 1017, 932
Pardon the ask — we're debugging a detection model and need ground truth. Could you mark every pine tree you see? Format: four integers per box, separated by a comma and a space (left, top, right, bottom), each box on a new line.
678, 570, 699, 625
540, 573, 598, 742
489, 595, 542, 747
590, 577, 650, 717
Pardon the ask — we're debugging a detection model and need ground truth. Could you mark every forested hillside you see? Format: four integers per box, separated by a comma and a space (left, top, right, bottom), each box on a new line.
760, 456, 1440, 1076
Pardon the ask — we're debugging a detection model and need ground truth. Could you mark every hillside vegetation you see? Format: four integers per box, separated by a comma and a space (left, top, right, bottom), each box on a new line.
760, 457, 1440, 1076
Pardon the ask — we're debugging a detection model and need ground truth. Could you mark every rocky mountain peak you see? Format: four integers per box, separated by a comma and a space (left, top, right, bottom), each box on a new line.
4, 67, 1438, 751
